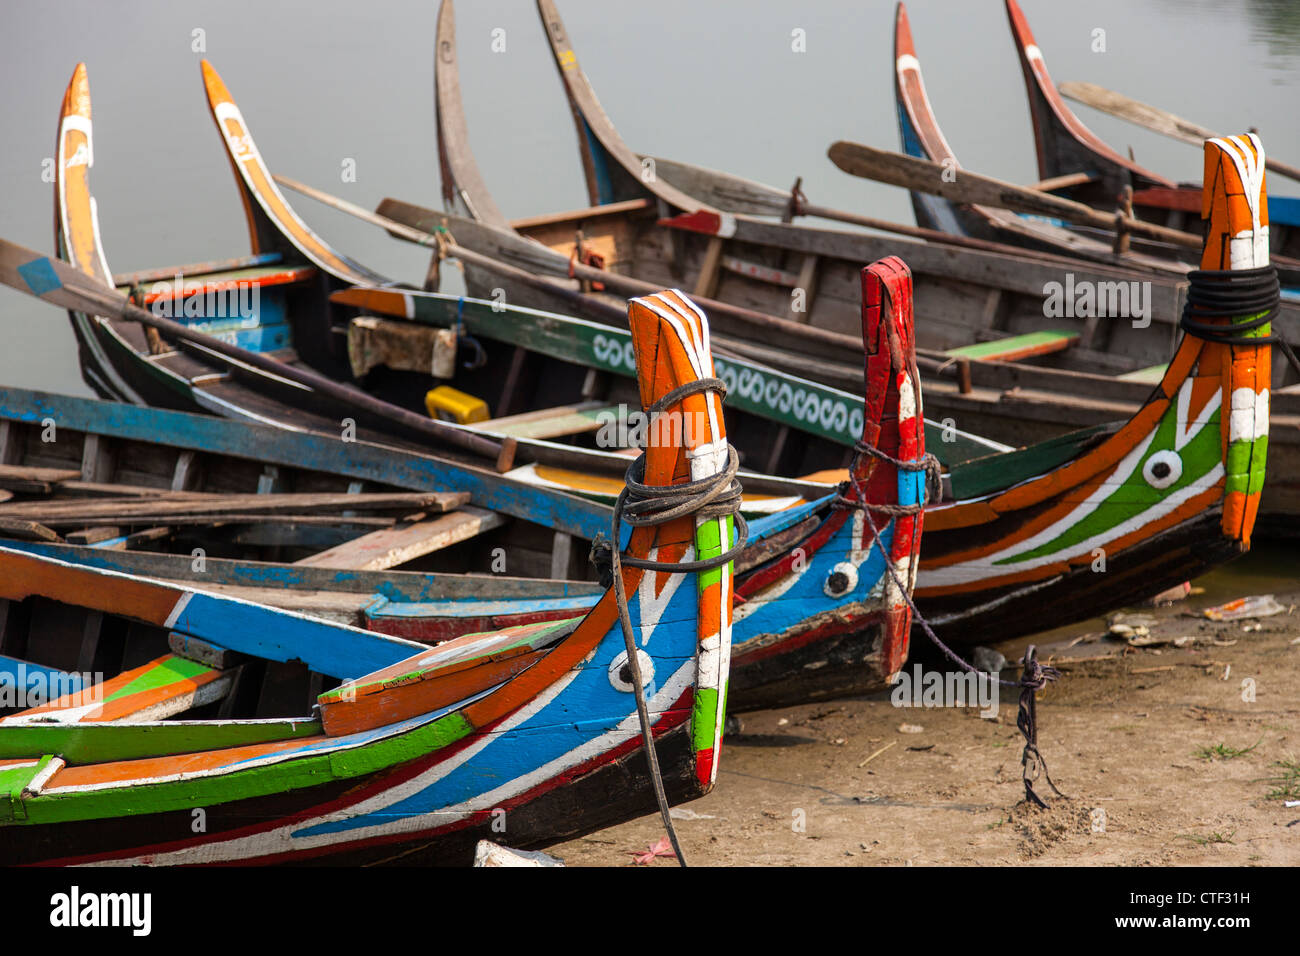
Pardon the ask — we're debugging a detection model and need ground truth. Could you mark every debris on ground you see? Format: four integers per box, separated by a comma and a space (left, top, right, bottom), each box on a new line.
1145, 582, 1192, 606
973, 646, 1007, 674
473, 841, 564, 867
630, 837, 677, 865
669, 807, 716, 820
1203, 595, 1285, 621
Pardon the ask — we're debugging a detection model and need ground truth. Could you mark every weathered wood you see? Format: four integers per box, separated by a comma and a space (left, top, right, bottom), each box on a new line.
0, 465, 82, 495
827, 141, 1201, 249
294, 506, 504, 570
1059, 81, 1300, 183
0, 490, 469, 522
476, 402, 613, 441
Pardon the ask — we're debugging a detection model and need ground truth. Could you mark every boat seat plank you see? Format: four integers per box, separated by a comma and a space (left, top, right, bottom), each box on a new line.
475, 401, 615, 440
1, 653, 85, 697
507, 197, 654, 231
0, 465, 83, 495
1, 654, 230, 725
294, 506, 505, 571
111, 252, 284, 287
117, 265, 317, 304
943, 330, 1079, 363
1117, 363, 1169, 384
0, 716, 322, 765
316, 618, 576, 736
0, 490, 470, 523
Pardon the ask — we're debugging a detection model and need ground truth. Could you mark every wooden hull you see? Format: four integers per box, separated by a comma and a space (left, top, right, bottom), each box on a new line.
0, 707, 702, 866
0, 270, 739, 866
418, 0, 1272, 650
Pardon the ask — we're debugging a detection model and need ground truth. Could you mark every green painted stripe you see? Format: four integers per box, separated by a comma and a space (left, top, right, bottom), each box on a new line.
101, 656, 214, 706
692, 686, 720, 754
18, 712, 476, 826
0, 719, 322, 764
944, 331, 1077, 361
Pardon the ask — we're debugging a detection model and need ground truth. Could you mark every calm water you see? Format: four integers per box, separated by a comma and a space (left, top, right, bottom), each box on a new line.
1, 0, 1298, 395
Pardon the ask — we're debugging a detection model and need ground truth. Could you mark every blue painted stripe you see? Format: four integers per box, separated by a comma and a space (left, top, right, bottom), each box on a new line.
0, 654, 84, 695
17, 258, 63, 297
365, 593, 600, 621
1268, 196, 1300, 227
0, 388, 612, 541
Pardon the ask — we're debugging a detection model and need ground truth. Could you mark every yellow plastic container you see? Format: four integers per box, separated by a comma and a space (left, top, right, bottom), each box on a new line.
424, 385, 490, 424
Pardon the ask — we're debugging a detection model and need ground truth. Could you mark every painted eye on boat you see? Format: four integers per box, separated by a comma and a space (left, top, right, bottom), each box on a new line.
1142, 450, 1183, 489
608, 649, 655, 692
824, 561, 859, 598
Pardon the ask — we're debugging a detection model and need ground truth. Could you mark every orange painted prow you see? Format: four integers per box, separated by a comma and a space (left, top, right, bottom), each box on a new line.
1199, 134, 1272, 545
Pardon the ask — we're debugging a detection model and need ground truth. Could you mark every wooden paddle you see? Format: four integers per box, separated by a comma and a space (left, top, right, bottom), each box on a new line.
0, 237, 512, 462
272, 174, 868, 363
644, 155, 1081, 262
1060, 81, 1300, 184
827, 140, 1202, 250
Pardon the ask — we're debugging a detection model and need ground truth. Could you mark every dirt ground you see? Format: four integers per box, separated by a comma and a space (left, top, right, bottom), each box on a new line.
552, 553, 1300, 866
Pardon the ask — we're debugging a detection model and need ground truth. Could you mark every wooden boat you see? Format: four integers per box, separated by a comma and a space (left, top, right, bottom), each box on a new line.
0, 259, 928, 711
999, 0, 1300, 260
385, 1, 1279, 642
917, 134, 1274, 641
0, 285, 738, 866
893, 2, 1194, 271
409, 0, 1215, 393
376, 0, 1297, 529
54, 60, 964, 501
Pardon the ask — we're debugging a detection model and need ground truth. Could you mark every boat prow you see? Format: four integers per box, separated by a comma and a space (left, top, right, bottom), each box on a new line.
1004, 0, 1173, 202
200, 59, 386, 285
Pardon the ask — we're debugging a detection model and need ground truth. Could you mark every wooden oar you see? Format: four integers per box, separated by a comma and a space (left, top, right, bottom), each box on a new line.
1059, 81, 1300, 184
272, 174, 867, 363
0, 237, 513, 462
827, 140, 1202, 250
645, 156, 1076, 262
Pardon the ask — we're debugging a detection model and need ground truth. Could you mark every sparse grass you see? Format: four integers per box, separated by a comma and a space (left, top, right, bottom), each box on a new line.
1260, 757, 1300, 801
1194, 739, 1261, 761
1176, 830, 1236, 846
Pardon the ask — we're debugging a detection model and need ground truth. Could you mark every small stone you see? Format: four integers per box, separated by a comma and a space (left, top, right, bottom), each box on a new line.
898, 723, 924, 734
972, 646, 1006, 674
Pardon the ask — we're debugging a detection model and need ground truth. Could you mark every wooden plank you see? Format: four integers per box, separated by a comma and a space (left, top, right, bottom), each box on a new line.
0, 717, 320, 765
0, 490, 469, 522
790, 254, 820, 322
2, 654, 231, 725
477, 402, 614, 440
80, 434, 114, 484
293, 506, 505, 570
0, 421, 19, 465
316, 618, 573, 736
1117, 363, 1169, 384
171, 449, 199, 491
0, 387, 614, 541
111, 252, 283, 287
549, 531, 573, 580
692, 236, 724, 299
943, 331, 1079, 363
0, 518, 61, 543
66, 527, 121, 545
0, 464, 82, 494
1029, 171, 1099, 192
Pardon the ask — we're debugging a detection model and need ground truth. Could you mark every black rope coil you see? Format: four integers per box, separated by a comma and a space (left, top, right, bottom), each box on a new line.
602, 375, 747, 868
1180, 264, 1299, 375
